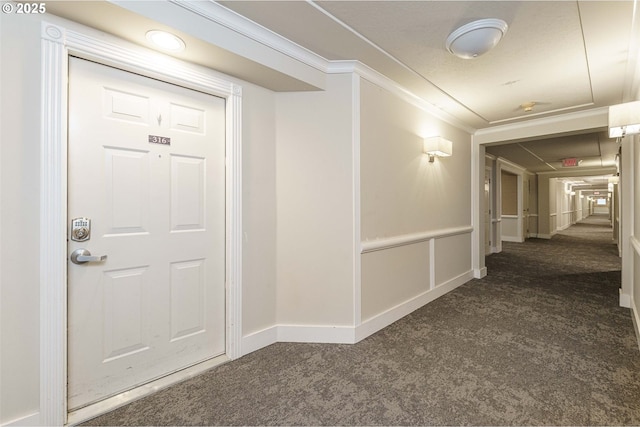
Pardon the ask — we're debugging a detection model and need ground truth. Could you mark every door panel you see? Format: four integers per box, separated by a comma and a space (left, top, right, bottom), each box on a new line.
104, 147, 150, 233
67, 57, 226, 410
170, 259, 206, 341
102, 267, 150, 362
171, 155, 206, 230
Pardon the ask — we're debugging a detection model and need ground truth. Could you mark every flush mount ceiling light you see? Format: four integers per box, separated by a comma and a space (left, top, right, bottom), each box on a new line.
146, 30, 186, 52
446, 19, 508, 59
521, 102, 536, 112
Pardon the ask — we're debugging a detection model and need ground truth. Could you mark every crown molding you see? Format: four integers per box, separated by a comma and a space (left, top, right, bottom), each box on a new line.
328, 60, 477, 134
168, 0, 330, 73
488, 103, 595, 125
475, 107, 609, 144
536, 166, 617, 177
497, 157, 527, 174
167, 1, 476, 135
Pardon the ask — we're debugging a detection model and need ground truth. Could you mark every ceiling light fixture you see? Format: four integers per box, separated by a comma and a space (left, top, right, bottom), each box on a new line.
446, 19, 508, 59
521, 102, 536, 112
146, 30, 186, 52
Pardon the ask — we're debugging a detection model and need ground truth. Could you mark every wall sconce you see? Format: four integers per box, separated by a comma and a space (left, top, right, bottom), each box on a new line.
424, 136, 453, 162
608, 101, 640, 138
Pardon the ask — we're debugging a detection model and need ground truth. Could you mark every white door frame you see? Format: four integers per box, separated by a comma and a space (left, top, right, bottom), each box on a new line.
484, 165, 493, 254
40, 21, 243, 426
496, 158, 525, 243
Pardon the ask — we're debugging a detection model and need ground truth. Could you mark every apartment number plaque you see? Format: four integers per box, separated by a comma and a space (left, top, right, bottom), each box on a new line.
149, 135, 171, 145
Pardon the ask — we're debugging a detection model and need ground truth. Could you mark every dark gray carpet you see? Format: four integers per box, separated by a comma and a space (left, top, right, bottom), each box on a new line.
83, 214, 640, 426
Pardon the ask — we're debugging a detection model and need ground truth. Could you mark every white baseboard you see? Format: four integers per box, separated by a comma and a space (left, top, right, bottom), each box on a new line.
537, 233, 552, 240
620, 289, 632, 308
501, 236, 523, 243
241, 324, 356, 353
241, 326, 278, 356
631, 297, 640, 352
474, 267, 487, 279
2, 412, 40, 427
277, 324, 356, 344
355, 270, 473, 343
239, 271, 474, 350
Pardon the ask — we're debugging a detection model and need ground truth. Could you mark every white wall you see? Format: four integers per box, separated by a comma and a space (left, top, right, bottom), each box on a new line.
1, 12, 42, 425
275, 74, 355, 327
359, 78, 473, 323
501, 216, 520, 242
241, 85, 278, 336
593, 200, 610, 215
633, 133, 640, 325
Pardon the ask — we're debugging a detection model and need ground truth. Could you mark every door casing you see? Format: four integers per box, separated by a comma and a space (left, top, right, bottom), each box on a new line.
40, 20, 243, 426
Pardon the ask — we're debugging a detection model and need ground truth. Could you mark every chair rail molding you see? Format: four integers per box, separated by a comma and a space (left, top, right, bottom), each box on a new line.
361, 225, 473, 254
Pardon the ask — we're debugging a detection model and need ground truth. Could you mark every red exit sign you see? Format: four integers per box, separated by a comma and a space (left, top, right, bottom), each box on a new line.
562, 158, 580, 167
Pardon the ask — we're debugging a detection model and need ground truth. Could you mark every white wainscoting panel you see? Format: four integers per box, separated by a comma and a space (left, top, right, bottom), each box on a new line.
360, 226, 474, 333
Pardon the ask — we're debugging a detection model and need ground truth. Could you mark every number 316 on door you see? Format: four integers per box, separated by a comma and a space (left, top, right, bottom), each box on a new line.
148, 135, 171, 145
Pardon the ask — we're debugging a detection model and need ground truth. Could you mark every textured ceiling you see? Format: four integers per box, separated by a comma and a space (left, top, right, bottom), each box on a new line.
485, 131, 619, 173
218, 0, 637, 179
44, 0, 638, 180
221, 0, 635, 127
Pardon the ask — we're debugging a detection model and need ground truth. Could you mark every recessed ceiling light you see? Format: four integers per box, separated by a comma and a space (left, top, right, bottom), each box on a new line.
146, 30, 185, 52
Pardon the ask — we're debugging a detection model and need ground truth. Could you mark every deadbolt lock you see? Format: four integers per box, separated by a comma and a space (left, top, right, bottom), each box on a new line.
71, 217, 91, 242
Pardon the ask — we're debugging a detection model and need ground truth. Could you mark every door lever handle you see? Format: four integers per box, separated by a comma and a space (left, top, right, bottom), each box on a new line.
70, 248, 107, 265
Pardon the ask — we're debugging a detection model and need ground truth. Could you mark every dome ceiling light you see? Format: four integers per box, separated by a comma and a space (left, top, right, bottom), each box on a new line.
446, 19, 508, 59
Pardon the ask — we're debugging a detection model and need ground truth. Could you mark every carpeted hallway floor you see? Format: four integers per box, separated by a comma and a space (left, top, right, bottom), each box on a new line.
83, 214, 640, 426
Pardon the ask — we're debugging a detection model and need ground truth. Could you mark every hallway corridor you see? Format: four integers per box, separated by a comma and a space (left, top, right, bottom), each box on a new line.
84, 215, 640, 426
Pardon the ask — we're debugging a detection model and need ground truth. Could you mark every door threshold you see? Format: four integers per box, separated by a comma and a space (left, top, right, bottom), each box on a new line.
66, 354, 229, 426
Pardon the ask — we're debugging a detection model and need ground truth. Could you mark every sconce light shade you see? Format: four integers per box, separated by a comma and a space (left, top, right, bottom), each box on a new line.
608, 101, 640, 138
424, 136, 453, 162
446, 19, 508, 59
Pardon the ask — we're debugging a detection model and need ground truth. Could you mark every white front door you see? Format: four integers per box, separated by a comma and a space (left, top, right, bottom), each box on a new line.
67, 57, 226, 410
